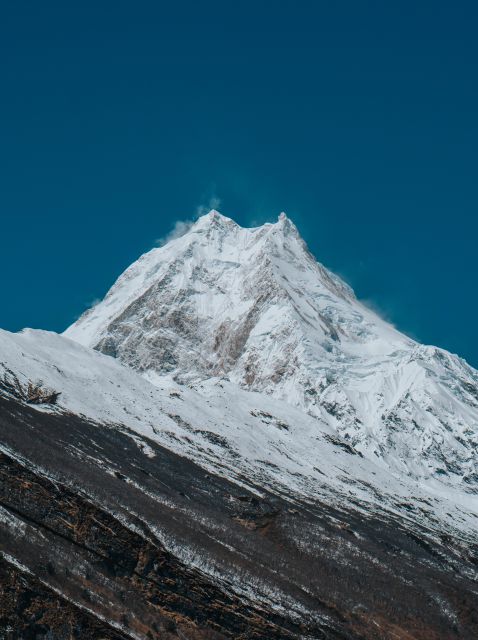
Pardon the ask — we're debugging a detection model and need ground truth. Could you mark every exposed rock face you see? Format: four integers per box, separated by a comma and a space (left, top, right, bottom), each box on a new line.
65, 211, 478, 493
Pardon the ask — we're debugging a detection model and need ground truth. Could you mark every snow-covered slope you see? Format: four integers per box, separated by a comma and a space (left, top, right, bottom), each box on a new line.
65, 210, 478, 495
1, 327, 477, 541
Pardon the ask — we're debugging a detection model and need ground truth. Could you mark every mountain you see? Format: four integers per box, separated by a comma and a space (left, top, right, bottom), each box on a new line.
66, 211, 478, 496
1, 210, 477, 639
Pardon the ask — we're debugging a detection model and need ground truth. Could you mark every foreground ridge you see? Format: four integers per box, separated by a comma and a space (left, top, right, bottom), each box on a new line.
1, 393, 477, 639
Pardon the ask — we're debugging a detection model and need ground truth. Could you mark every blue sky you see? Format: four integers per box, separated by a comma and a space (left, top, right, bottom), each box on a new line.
1, 1, 477, 365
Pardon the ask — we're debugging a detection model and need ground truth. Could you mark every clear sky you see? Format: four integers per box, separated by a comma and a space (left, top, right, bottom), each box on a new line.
1, 1, 477, 366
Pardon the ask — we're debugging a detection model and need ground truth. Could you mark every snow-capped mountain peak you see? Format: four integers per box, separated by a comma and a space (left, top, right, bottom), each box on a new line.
2, 209, 478, 638
193, 208, 238, 230
64, 211, 478, 496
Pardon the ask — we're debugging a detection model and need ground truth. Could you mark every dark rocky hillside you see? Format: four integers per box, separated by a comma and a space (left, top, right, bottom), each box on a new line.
1, 394, 477, 639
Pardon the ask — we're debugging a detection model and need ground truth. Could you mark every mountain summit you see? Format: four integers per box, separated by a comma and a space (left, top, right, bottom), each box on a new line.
65, 211, 478, 494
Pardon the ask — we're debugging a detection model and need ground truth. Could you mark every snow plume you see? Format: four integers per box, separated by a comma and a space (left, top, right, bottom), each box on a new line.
360, 297, 421, 341
155, 219, 195, 246
196, 194, 222, 217
156, 195, 222, 247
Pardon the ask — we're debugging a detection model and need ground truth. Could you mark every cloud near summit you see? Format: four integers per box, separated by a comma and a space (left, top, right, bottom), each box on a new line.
155, 196, 222, 247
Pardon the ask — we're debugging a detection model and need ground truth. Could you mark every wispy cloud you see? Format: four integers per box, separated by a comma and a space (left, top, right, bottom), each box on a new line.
196, 194, 222, 217
155, 219, 195, 246
360, 297, 397, 326
155, 193, 222, 247
359, 296, 420, 341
